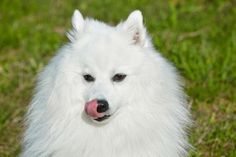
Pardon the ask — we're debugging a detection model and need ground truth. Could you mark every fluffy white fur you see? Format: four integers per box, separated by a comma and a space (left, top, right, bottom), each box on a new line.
21, 10, 191, 157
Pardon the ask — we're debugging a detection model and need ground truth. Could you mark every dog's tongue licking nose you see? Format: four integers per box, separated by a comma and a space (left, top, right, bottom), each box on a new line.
85, 100, 104, 118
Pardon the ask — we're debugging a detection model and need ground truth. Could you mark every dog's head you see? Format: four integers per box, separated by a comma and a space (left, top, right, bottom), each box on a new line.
55, 10, 158, 124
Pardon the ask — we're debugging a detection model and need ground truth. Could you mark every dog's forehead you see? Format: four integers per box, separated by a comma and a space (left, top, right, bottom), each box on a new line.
80, 35, 133, 59
77, 45, 142, 73
81, 48, 129, 72
73, 29, 145, 73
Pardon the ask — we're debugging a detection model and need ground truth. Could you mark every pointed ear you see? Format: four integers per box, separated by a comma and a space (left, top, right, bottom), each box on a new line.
72, 10, 84, 32
119, 10, 147, 46
67, 10, 84, 41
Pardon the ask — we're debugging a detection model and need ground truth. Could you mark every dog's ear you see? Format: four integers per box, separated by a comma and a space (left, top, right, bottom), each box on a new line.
119, 10, 147, 46
72, 10, 84, 32
67, 10, 84, 41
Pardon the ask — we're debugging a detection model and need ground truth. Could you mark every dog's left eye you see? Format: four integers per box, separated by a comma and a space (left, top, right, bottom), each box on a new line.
112, 73, 127, 82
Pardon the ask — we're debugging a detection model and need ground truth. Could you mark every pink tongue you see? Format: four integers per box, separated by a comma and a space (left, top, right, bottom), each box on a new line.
85, 100, 104, 118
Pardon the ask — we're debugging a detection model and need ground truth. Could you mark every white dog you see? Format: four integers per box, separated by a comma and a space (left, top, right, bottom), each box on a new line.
21, 10, 191, 157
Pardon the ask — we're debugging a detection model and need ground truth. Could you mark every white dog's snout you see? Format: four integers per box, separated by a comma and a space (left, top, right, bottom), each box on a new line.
88, 94, 106, 102
86, 91, 107, 102
86, 84, 108, 102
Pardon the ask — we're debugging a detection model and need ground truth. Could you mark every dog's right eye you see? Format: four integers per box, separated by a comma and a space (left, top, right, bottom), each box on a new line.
83, 74, 95, 82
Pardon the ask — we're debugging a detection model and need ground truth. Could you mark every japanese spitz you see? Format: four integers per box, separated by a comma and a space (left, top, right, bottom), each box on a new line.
21, 10, 191, 157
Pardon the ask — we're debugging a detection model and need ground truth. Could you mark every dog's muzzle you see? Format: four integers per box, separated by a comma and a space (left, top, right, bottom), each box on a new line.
85, 99, 110, 122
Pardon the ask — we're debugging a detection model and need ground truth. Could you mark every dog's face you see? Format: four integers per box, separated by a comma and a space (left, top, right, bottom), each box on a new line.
64, 10, 152, 123
77, 36, 144, 123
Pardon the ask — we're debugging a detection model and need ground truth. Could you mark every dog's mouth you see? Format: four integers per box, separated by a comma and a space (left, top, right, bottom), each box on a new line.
94, 114, 111, 122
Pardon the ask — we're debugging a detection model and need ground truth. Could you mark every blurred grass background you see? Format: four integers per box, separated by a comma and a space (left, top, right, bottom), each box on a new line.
0, 0, 235, 156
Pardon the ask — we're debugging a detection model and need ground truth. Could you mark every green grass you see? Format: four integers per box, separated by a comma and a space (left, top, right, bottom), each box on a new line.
0, 0, 235, 156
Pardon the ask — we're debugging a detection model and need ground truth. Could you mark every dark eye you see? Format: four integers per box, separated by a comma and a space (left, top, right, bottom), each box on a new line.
112, 73, 127, 82
83, 74, 95, 82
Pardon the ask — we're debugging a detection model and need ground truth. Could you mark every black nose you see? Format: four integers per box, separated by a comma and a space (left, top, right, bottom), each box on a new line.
97, 99, 109, 113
